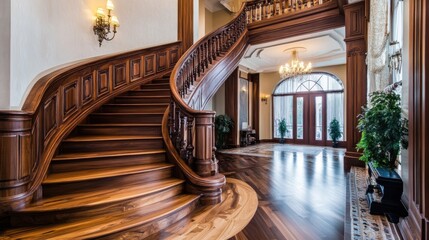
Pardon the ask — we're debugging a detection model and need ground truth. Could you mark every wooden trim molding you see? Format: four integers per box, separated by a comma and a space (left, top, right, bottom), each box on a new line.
249, 73, 260, 142
0, 42, 182, 216
343, 1, 367, 169
399, 0, 429, 238
225, 68, 239, 147
178, 0, 194, 52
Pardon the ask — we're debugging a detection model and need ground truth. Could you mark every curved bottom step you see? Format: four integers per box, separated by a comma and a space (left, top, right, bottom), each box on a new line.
2, 194, 200, 240
149, 178, 258, 240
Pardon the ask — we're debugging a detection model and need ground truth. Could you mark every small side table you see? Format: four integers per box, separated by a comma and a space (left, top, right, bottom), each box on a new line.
240, 129, 256, 147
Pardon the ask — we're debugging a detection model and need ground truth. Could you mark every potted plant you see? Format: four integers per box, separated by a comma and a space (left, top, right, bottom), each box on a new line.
356, 91, 408, 169
328, 118, 342, 147
277, 118, 287, 143
356, 90, 408, 222
215, 114, 234, 149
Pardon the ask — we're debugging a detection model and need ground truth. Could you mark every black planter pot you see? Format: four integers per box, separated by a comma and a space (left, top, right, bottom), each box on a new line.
332, 141, 338, 148
366, 162, 408, 223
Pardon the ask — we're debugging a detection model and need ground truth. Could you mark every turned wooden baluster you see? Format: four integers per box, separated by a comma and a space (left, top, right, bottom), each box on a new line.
179, 114, 187, 159
186, 116, 195, 166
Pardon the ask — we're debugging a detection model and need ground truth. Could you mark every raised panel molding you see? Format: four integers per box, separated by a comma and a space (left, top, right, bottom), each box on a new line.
130, 58, 142, 82
62, 80, 79, 122
96, 68, 110, 98
169, 48, 180, 68
157, 51, 168, 73
43, 93, 59, 143
81, 73, 94, 106
112, 62, 128, 89
144, 54, 156, 77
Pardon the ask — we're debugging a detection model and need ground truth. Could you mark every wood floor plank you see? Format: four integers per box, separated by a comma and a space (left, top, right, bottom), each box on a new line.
217, 144, 347, 240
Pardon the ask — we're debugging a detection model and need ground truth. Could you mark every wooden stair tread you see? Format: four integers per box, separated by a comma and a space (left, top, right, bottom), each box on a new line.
5, 194, 199, 239
52, 149, 165, 161
90, 112, 164, 115
43, 163, 173, 184
78, 123, 162, 127
115, 95, 170, 97
103, 103, 168, 106
18, 178, 185, 212
63, 135, 162, 142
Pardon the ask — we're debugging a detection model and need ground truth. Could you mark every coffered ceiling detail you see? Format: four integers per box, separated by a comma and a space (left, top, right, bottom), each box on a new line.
240, 27, 346, 73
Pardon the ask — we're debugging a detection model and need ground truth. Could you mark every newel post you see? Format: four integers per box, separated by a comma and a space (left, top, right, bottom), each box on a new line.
193, 112, 218, 177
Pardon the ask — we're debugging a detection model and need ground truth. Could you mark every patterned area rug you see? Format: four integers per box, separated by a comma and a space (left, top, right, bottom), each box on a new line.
347, 167, 402, 240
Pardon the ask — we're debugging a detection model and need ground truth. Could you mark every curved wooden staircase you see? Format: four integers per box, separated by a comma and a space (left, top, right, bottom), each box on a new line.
2, 78, 201, 239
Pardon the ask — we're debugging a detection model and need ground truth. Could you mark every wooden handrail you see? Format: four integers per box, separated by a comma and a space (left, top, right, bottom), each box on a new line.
0, 42, 182, 213
167, 4, 248, 204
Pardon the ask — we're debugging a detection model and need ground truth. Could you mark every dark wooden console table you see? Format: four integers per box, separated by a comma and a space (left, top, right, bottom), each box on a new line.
366, 162, 408, 223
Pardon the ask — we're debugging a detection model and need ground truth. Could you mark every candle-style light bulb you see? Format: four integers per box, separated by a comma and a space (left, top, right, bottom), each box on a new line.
111, 16, 119, 27
96, 8, 105, 17
106, 0, 115, 10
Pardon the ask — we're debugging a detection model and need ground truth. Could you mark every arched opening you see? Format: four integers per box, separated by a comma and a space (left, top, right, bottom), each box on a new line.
273, 72, 345, 146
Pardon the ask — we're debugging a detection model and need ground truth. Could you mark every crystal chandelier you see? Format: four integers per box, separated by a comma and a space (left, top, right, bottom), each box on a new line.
279, 49, 312, 79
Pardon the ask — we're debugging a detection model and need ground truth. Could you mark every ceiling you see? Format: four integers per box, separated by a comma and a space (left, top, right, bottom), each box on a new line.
204, 0, 225, 12
239, 27, 346, 73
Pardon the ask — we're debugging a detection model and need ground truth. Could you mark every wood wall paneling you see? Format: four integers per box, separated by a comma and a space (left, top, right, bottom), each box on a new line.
130, 58, 142, 82
96, 67, 111, 98
343, 1, 367, 168
169, 48, 180, 69
43, 93, 59, 143
112, 62, 128, 90
81, 72, 94, 106
157, 51, 168, 73
144, 54, 156, 77
62, 80, 79, 122
400, 0, 429, 238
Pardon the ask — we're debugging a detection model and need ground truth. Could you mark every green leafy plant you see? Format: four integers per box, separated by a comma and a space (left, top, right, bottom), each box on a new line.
215, 114, 234, 149
329, 118, 342, 147
277, 118, 287, 143
356, 91, 408, 169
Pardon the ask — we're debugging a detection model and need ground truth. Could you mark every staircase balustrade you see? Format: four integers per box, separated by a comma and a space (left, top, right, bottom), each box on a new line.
245, 0, 332, 23
167, 4, 248, 204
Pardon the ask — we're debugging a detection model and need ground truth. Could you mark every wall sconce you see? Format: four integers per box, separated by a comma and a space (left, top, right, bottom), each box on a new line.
93, 0, 119, 47
261, 95, 269, 104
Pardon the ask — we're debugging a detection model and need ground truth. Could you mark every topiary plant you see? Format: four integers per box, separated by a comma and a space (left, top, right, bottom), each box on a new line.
278, 118, 287, 143
329, 118, 342, 147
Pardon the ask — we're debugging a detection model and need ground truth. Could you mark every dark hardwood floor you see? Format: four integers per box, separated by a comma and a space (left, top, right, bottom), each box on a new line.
217, 143, 347, 240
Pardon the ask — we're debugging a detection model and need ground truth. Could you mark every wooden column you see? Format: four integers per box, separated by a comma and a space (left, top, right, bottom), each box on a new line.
343, 1, 367, 168
225, 68, 239, 147
0, 112, 34, 219
249, 73, 260, 142
194, 112, 217, 177
178, 0, 194, 52
399, 0, 429, 238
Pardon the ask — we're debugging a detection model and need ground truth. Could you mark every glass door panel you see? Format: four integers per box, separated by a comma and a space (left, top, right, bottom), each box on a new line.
273, 96, 293, 139
296, 97, 304, 140
315, 96, 323, 141
309, 93, 326, 145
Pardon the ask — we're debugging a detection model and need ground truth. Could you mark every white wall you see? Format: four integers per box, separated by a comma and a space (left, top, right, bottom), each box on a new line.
8, 0, 178, 108
0, 0, 11, 108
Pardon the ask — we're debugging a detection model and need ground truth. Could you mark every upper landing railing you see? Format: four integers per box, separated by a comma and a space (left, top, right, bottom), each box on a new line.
245, 0, 333, 24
